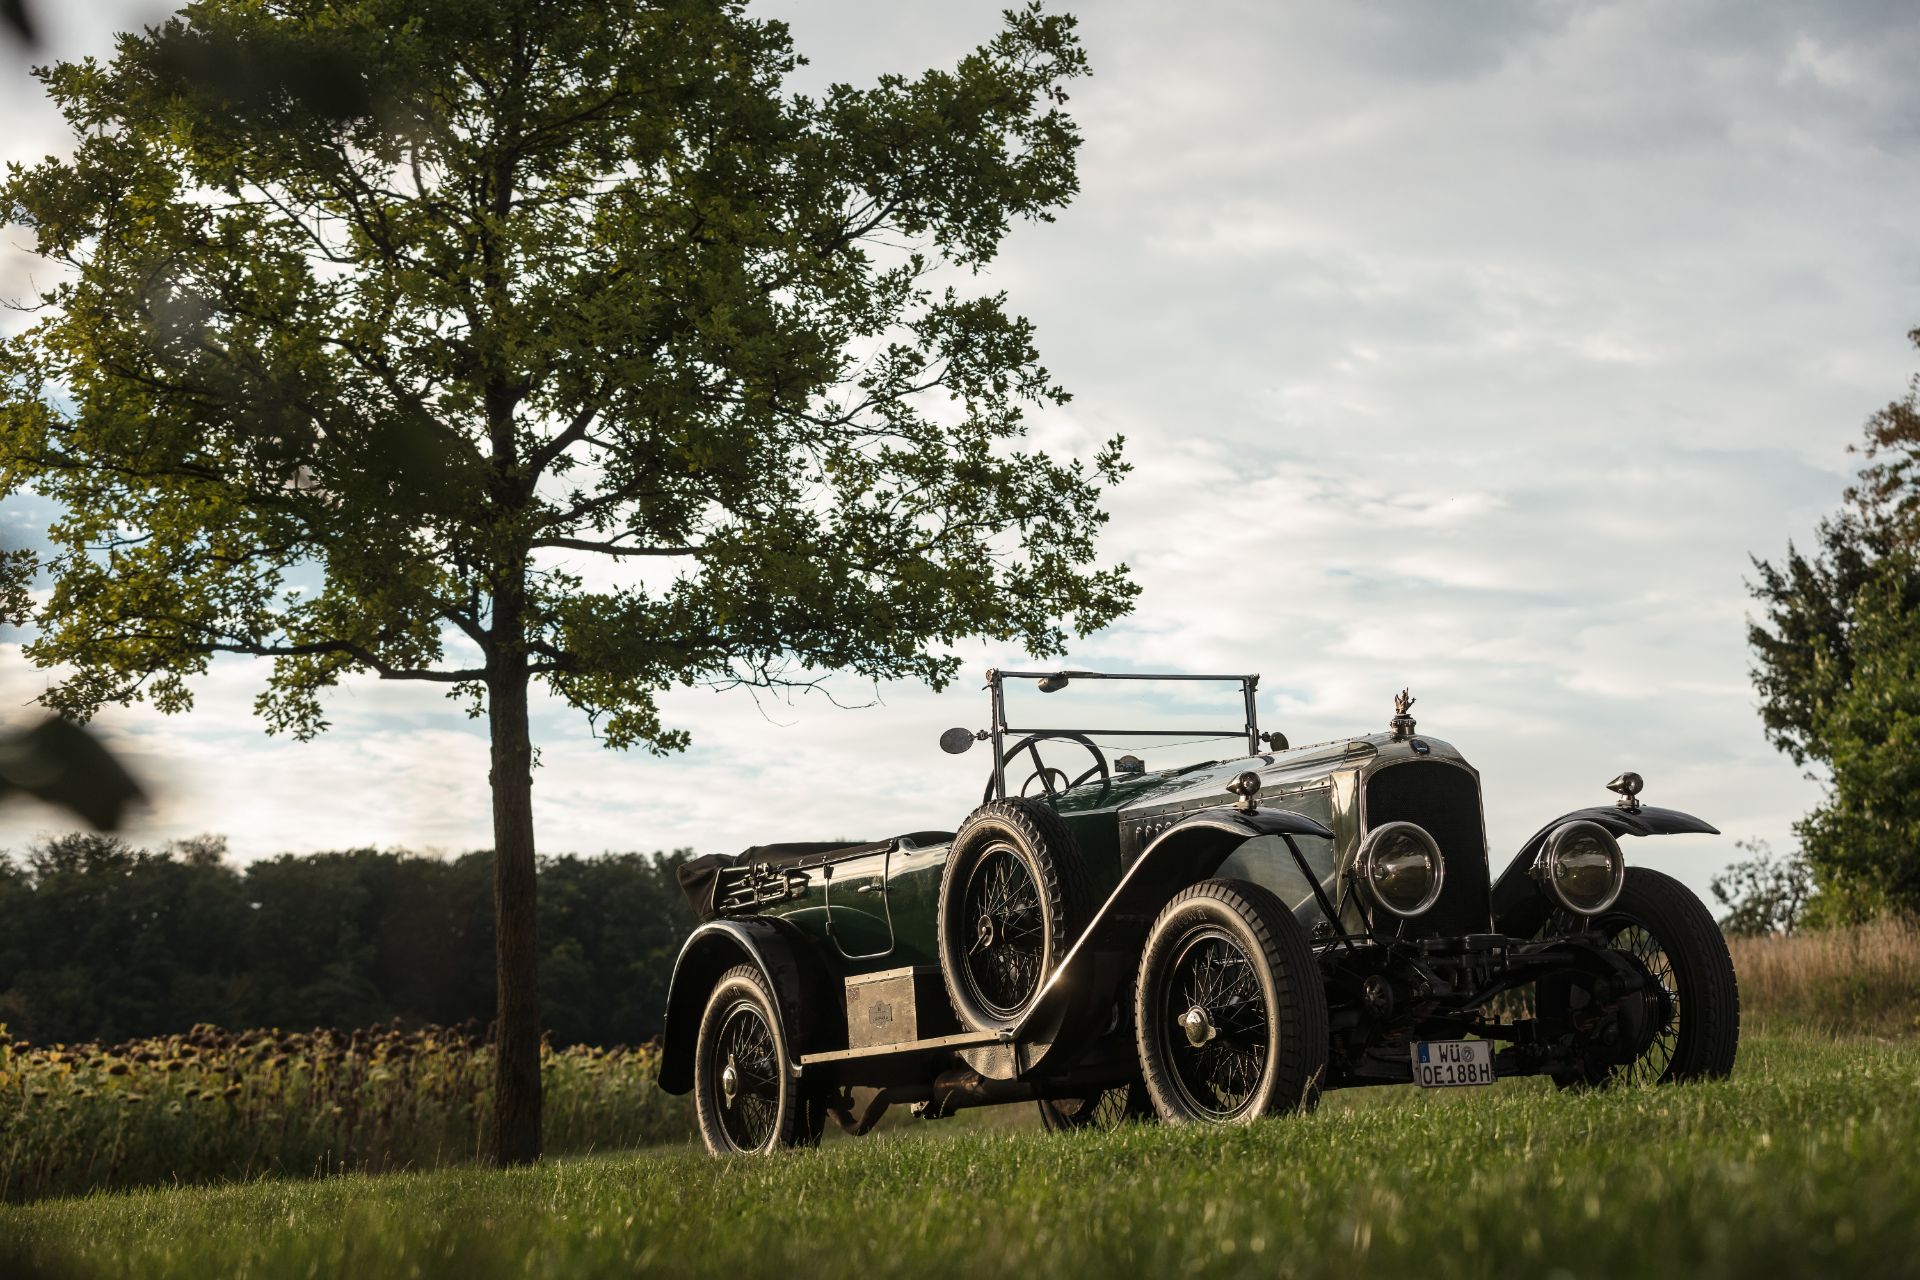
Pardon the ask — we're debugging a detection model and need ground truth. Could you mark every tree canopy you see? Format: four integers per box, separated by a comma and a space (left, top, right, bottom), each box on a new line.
0, 0, 1132, 1161
1, 0, 1130, 739
1748, 327, 1920, 920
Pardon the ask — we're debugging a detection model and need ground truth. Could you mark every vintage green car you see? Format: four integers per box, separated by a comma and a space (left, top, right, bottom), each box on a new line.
662, 670, 1738, 1153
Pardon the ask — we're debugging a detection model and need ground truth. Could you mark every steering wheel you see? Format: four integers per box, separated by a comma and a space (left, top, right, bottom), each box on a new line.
984, 732, 1111, 804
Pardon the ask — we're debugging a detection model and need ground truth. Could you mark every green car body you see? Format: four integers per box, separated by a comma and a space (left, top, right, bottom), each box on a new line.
751, 734, 1402, 977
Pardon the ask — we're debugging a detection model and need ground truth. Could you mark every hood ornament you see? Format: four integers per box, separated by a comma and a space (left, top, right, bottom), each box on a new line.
1607, 772, 1644, 813
1390, 688, 1417, 740
1225, 770, 1261, 812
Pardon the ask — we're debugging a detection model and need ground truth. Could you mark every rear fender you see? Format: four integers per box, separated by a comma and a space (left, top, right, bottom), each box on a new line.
1011, 806, 1337, 1048
657, 917, 838, 1095
1490, 804, 1719, 936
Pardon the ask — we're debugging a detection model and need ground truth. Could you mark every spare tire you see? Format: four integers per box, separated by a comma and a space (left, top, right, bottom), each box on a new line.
937, 798, 1091, 1033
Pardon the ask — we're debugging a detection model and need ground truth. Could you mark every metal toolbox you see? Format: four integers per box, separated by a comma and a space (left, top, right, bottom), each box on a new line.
844, 965, 958, 1049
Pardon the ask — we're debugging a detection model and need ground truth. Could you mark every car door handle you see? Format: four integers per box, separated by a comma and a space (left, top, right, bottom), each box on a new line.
857, 883, 886, 895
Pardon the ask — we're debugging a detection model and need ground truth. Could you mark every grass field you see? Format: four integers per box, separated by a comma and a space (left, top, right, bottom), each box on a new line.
3, 1031, 1915, 1280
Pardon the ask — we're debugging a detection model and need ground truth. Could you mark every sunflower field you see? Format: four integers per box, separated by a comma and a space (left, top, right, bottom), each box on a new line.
0, 1022, 691, 1201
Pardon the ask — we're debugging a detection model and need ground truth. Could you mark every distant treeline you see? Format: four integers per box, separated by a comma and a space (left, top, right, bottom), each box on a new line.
0, 835, 697, 1048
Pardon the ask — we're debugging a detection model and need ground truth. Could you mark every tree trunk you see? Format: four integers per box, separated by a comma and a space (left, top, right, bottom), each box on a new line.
487, 655, 542, 1166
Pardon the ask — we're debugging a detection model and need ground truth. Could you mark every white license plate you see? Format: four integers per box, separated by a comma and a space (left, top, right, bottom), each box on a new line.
1410, 1039, 1494, 1088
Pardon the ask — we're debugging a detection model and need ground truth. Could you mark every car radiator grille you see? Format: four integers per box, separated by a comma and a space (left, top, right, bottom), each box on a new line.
1362, 762, 1493, 938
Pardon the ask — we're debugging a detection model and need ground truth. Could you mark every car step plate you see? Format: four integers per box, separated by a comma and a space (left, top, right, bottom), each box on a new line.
1410, 1039, 1495, 1088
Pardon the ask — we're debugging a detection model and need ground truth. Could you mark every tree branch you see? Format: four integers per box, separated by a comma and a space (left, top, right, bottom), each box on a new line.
527, 395, 604, 477
530, 536, 704, 557
194, 639, 483, 683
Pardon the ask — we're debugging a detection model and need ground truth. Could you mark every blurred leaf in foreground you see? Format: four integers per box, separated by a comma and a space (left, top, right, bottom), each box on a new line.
0, 716, 145, 830
0, 0, 37, 50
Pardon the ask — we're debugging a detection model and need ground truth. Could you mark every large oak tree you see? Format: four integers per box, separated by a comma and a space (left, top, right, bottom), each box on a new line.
0, 0, 1134, 1163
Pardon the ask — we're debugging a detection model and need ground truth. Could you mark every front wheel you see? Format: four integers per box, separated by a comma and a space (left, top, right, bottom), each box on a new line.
1133, 879, 1328, 1124
1590, 866, 1740, 1085
692, 965, 825, 1155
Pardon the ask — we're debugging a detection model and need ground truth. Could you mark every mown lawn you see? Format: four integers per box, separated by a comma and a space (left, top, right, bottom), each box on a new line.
2, 1032, 1914, 1280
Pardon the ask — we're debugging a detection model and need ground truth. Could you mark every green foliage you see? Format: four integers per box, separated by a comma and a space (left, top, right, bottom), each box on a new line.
0, 0, 1132, 747
1749, 326, 1920, 914
0, 1034, 1915, 1279
1710, 839, 1814, 936
0, 836, 696, 1047
1745, 512, 1910, 768
1794, 561, 1920, 916
0, 1023, 688, 1202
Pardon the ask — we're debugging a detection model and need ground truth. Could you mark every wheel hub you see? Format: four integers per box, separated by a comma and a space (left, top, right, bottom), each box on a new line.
1651, 978, 1677, 1031
720, 1057, 739, 1106
1181, 1005, 1217, 1047
976, 914, 999, 950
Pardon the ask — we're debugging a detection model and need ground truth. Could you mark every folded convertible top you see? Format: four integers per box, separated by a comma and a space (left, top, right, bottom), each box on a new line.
675, 833, 952, 922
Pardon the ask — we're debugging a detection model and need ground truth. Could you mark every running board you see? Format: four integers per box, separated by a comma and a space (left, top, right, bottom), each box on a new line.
800, 1029, 1006, 1067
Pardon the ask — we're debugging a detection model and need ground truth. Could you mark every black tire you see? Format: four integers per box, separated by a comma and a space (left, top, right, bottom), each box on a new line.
692, 964, 826, 1156
1133, 878, 1329, 1124
1036, 1081, 1156, 1132
1588, 866, 1740, 1085
937, 798, 1091, 1031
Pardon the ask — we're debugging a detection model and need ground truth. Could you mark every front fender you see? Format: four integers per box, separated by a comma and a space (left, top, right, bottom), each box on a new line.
657, 917, 837, 1095
1087, 805, 1337, 937
1011, 805, 1336, 1047
1490, 804, 1719, 935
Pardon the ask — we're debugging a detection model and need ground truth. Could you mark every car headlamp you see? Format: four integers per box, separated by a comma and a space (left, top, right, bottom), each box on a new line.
1355, 821, 1446, 918
1537, 820, 1626, 915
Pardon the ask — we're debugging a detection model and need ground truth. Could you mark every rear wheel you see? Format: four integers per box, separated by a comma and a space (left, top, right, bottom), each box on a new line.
1036, 1081, 1155, 1132
1590, 867, 1740, 1085
692, 965, 825, 1155
1133, 879, 1328, 1124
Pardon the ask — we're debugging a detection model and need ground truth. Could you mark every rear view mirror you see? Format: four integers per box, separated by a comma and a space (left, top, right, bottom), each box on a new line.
939, 727, 979, 755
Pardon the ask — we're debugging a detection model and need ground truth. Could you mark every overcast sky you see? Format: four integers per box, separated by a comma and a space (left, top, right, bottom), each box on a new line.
4, 0, 1917, 908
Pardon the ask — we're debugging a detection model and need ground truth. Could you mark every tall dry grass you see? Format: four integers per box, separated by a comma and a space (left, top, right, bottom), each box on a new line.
1728, 917, 1920, 1037
0, 1023, 691, 1202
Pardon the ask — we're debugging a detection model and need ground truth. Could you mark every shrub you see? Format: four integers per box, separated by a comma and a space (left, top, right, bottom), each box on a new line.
1711, 840, 1815, 935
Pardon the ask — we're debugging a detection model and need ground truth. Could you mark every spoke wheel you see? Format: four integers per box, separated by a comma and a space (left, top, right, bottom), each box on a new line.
962, 844, 1046, 1018
712, 1000, 780, 1151
1606, 922, 1680, 1084
937, 799, 1089, 1038
1582, 867, 1740, 1088
1133, 878, 1328, 1126
1161, 928, 1269, 1119
1037, 1081, 1154, 1132
692, 965, 826, 1156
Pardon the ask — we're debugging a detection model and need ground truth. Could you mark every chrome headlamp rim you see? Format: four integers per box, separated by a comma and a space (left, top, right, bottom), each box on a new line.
1539, 819, 1626, 916
1355, 820, 1446, 918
